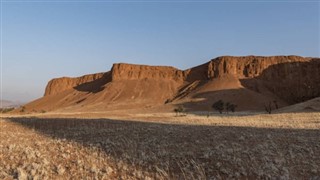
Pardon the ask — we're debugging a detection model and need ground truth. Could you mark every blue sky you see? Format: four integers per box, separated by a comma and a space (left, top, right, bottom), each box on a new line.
1, 1, 319, 102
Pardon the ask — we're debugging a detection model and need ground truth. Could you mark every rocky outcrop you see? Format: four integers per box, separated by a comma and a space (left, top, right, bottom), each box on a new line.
44, 64, 186, 96
111, 63, 184, 82
254, 58, 320, 103
204, 56, 319, 103
41, 55, 320, 112
44, 73, 105, 96
206, 55, 310, 79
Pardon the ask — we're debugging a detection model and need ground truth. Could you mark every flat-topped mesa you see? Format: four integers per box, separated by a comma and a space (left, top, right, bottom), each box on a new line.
111, 63, 185, 82
206, 55, 310, 79
44, 64, 186, 97
43, 56, 319, 101
30, 55, 320, 112
44, 73, 105, 96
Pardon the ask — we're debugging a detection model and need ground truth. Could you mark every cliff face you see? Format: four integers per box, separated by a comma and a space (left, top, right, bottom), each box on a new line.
111, 63, 184, 82
44, 73, 105, 96
206, 55, 310, 79
204, 56, 319, 103
40, 55, 319, 112
43, 64, 185, 97
256, 59, 320, 103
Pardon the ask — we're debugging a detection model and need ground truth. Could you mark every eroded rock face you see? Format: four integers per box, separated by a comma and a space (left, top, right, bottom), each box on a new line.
257, 59, 320, 103
44, 73, 105, 96
111, 63, 184, 82
177, 56, 313, 82
206, 55, 311, 79
42, 55, 320, 109
205, 56, 319, 103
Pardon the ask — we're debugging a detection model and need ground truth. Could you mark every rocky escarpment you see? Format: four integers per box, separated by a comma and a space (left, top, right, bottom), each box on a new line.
111, 63, 185, 82
206, 55, 310, 79
38, 55, 319, 112
255, 58, 320, 103
44, 64, 186, 97
178, 56, 319, 103
44, 73, 105, 96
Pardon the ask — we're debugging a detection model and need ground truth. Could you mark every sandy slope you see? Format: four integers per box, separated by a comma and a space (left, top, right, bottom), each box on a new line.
277, 97, 320, 113
173, 75, 288, 111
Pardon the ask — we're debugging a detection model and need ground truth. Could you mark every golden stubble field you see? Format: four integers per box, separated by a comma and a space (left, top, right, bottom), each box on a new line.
0, 112, 319, 179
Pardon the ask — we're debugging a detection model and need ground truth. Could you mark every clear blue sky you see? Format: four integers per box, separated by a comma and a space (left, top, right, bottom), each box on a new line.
1, 1, 319, 102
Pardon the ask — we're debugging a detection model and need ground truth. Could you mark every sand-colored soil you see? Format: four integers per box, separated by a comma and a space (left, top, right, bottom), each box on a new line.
1, 112, 319, 179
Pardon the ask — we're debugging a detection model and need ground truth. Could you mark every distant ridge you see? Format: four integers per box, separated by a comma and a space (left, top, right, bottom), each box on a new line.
0, 99, 23, 108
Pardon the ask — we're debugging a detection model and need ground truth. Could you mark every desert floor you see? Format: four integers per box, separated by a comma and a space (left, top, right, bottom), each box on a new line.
0, 111, 319, 179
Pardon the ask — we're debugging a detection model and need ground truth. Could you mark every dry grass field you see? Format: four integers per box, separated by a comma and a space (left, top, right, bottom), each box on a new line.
0, 112, 320, 179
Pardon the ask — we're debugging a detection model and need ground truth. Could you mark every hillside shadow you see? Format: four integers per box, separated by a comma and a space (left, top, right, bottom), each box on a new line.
176, 58, 320, 114
5, 117, 320, 178
185, 63, 209, 82
73, 72, 112, 93
240, 58, 320, 104
176, 88, 277, 113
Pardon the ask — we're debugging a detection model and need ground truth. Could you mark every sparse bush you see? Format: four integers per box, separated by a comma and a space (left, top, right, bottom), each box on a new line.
20, 106, 26, 113
273, 100, 278, 109
230, 104, 237, 112
174, 108, 179, 116
226, 102, 237, 113
264, 102, 272, 114
265, 100, 279, 114
174, 106, 184, 116
165, 99, 172, 104
212, 100, 224, 114
41, 110, 46, 113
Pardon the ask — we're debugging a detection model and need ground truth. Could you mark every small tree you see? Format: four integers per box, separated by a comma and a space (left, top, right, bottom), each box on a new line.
273, 100, 278, 109
212, 100, 224, 114
174, 108, 179, 116
226, 102, 237, 113
225, 102, 230, 114
165, 99, 172, 104
174, 106, 184, 116
230, 104, 237, 112
20, 106, 26, 113
229, 104, 237, 113
264, 102, 272, 114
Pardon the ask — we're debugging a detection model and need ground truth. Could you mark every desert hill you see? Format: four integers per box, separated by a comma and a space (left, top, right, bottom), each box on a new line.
276, 97, 320, 113
0, 100, 23, 108
21, 55, 320, 113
